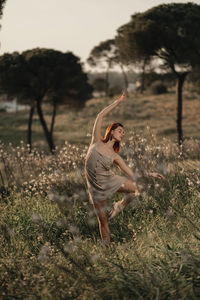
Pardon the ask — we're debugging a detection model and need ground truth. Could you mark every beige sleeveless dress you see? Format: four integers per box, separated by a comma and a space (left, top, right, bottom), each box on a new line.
85, 140, 127, 204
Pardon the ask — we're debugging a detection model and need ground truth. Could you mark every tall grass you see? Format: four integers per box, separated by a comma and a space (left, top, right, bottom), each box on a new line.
0, 128, 200, 299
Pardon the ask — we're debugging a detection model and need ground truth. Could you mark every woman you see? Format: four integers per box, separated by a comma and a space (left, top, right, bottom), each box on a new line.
85, 92, 163, 245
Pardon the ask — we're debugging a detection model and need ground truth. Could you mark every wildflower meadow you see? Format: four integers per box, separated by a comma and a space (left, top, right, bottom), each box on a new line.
1, 93, 200, 299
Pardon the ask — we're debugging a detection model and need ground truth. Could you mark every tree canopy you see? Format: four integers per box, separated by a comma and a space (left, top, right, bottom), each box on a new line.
88, 39, 129, 95
0, 49, 92, 103
87, 39, 117, 96
0, 48, 93, 152
116, 3, 200, 68
116, 2, 200, 147
0, 0, 6, 18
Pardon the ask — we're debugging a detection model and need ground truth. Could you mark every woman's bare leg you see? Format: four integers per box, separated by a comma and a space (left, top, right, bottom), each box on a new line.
119, 179, 140, 206
109, 179, 139, 219
93, 200, 110, 245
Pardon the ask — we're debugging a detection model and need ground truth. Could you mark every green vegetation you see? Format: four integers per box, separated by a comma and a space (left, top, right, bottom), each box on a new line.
150, 81, 168, 95
0, 89, 200, 150
88, 39, 129, 96
0, 49, 92, 153
0, 90, 200, 298
116, 2, 200, 146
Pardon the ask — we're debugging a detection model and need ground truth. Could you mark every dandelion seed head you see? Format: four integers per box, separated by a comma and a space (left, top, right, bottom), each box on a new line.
88, 217, 96, 226
31, 212, 42, 223
165, 209, 174, 218
68, 225, 79, 235
38, 245, 51, 262
56, 218, 68, 228
64, 242, 75, 253
128, 223, 133, 230
90, 253, 99, 263
157, 163, 169, 175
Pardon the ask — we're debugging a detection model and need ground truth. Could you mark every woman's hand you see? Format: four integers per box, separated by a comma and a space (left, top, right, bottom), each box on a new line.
118, 91, 126, 102
149, 172, 166, 180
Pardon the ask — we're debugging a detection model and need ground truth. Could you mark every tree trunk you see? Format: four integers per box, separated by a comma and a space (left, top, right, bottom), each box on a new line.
36, 100, 55, 153
50, 101, 57, 138
105, 65, 110, 97
140, 60, 146, 94
119, 63, 129, 96
176, 73, 188, 149
27, 104, 35, 153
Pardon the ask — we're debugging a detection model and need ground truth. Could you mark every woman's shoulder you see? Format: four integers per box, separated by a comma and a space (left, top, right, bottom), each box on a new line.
90, 137, 103, 146
113, 152, 122, 161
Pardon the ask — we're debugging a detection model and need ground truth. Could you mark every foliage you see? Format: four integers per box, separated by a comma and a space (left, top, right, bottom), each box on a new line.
0, 0, 6, 19
91, 77, 106, 93
88, 39, 129, 96
0, 130, 200, 298
116, 3, 200, 69
0, 48, 93, 152
116, 3, 200, 146
87, 39, 117, 96
150, 80, 167, 95
0, 48, 92, 105
1, 90, 200, 150
187, 66, 200, 93
145, 72, 175, 88
91, 78, 122, 97
87, 39, 117, 68
108, 85, 122, 97
89, 70, 138, 91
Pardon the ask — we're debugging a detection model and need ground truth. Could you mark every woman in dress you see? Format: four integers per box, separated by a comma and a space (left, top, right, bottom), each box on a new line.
85, 92, 163, 245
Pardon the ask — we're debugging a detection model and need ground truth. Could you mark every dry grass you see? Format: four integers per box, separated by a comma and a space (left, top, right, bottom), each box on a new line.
0, 87, 199, 151
0, 125, 200, 298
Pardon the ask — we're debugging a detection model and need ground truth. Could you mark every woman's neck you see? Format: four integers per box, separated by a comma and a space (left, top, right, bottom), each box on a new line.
106, 139, 116, 150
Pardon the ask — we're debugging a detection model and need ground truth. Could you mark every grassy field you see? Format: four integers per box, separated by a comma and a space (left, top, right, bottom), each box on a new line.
0, 88, 200, 299
0, 86, 200, 149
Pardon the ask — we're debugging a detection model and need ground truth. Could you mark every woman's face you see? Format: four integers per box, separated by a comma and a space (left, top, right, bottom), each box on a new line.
112, 126, 125, 142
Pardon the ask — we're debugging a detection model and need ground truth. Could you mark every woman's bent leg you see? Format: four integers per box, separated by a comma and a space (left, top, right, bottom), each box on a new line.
119, 179, 140, 207
93, 200, 110, 245
109, 179, 140, 220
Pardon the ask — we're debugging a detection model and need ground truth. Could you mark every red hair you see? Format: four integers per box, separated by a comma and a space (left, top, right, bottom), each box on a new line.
102, 123, 124, 153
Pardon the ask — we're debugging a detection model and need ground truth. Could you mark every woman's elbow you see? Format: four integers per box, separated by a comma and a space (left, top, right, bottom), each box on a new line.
97, 112, 104, 118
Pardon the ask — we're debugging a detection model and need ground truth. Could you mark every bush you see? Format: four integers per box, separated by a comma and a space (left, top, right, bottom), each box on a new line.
91, 78, 106, 92
108, 85, 122, 97
150, 80, 168, 94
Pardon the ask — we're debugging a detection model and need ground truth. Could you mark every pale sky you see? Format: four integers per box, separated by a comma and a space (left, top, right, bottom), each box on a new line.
1, 0, 200, 65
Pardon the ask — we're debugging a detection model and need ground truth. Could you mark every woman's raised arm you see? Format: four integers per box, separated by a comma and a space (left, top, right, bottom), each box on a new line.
91, 92, 126, 144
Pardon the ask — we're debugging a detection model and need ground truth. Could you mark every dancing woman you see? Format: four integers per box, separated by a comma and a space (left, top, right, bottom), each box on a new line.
85, 92, 163, 245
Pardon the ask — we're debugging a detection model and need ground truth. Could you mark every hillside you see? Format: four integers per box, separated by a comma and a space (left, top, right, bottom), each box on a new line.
0, 87, 199, 150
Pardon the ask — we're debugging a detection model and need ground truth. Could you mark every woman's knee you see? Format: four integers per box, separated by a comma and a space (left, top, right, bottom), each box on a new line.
93, 201, 107, 215
93, 203, 108, 225
118, 179, 139, 195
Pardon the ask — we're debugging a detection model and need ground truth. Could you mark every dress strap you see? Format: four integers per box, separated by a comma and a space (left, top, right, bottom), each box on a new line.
111, 152, 117, 159
94, 140, 100, 148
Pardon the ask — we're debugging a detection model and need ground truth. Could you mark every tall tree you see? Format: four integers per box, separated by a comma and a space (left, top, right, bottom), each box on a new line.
87, 39, 114, 96
91, 77, 106, 96
0, 48, 92, 152
0, 0, 6, 19
116, 3, 200, 147
88, 39, 129, 96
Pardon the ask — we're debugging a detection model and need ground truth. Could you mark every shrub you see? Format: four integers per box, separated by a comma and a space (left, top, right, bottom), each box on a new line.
150, 80, 168, 94
108, 85, 122, 97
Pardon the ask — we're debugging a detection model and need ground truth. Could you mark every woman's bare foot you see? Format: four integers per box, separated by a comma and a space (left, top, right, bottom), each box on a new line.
108, 201, 125, 220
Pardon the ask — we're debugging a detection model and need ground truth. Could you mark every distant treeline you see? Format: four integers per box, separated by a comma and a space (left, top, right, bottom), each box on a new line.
1, 1, 200, 150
